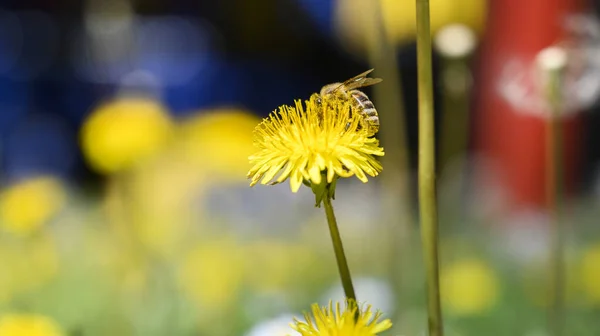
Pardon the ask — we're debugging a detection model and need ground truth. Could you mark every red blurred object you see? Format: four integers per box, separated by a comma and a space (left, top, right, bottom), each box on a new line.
473, 0, 586, 213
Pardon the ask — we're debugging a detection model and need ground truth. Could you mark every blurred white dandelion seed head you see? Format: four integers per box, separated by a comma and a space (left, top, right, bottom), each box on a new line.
244, 314, 299, 336
536, 46, 568, 71
434, 23, 478, 58
497, 14, 600, 119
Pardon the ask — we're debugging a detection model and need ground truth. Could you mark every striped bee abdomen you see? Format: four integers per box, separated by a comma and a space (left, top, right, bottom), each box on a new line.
349, 90, 379, 136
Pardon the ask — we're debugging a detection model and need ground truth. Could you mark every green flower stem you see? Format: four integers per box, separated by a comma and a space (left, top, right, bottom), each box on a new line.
440, 57, 471, 172
364, 1, 413, 315
323, 195, 357, 305
546, 66, 564, 336
416, 0, 444, 335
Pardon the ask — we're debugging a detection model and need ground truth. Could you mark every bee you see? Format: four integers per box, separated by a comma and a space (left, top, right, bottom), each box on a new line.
311, 69, 382, 136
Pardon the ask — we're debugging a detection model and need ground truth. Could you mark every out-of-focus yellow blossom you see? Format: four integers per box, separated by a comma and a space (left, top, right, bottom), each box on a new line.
336, 0, 486, 51
244, 240, 318, 292
178, 108, 261, 182
579, 243, 600, 305
291, 300, 392, 335
80, 97, 174, 174
0, 176, 66, 236
0, 314, 64, 336
178, 239, 245, 310
248, 99, 384, 193
441, 258, 499, 315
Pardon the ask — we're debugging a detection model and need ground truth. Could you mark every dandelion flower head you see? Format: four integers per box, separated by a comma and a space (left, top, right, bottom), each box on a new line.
248, 98, 384, 193
0, 176, 66, 237
80, 97, 174, 174
441, 258, 499, 315
0, 314, 64, 336
291, 300, 392, 336
179, 108, 260, 181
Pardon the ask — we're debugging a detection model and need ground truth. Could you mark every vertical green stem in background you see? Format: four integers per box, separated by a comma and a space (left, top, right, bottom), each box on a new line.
439, 58, 472, 173
323, 196, 357, 304
545, 65, 564, 336
364, 0, 413, 317
416, 0, 444, 335
434, 24, 477, 175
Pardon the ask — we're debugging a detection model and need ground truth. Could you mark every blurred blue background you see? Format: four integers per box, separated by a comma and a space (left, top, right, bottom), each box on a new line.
0, 0, 435, 187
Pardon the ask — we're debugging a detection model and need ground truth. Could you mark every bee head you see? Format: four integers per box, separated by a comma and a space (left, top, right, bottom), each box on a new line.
310, 93, 322, 106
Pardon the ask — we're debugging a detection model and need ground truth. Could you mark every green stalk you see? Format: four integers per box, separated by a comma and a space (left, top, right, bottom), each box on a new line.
545, 65, 564, 336
439, 57, 471, 173
323, 195, 357, 304
364, 0, 413, 317
416, 0, 444, 335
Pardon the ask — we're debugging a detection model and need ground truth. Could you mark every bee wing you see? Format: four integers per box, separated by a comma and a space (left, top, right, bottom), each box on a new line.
333, 69, 383, 92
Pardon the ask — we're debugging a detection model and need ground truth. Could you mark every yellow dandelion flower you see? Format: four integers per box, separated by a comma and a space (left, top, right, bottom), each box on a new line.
247, 99, 384, 195
178, 108, 261, 181
291, 300, 392, 336
0, 176, 66, 237
80, 96, 174, 174
0, 314, 64, 336
441, 258, 499, 315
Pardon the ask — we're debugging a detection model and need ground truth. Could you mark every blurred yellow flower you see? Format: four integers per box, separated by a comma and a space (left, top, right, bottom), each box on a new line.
336, 0, 486, 51
291, 300, 392, 335
178, 239, 245, 310
178, 108, 261, 182
248, 99, 384, 193
441, 258, 499, 315
0, 314, 64, 336
80, 96, 174, 174
0, 176, 66, 237
579, 243, 600, 305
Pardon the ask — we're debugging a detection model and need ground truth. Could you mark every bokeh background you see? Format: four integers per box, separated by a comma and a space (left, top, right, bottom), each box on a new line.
2, 0, 600, 335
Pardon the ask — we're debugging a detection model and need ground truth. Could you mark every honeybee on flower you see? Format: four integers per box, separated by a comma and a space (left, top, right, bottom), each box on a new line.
247, 98, 384, 201
247, 70, 384, 202
311, 69, 382, 137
